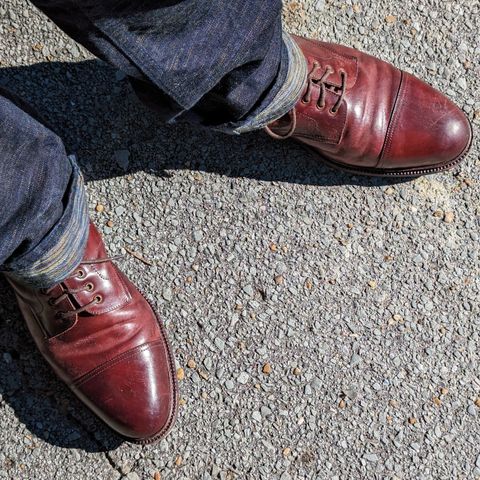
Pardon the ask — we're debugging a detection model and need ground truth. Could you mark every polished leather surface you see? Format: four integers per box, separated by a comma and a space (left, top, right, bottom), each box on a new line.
6, 223, 177, 442
268, 35, 472, 174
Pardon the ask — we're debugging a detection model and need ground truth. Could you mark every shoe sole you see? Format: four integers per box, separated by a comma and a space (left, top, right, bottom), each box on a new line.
297, 118, 473, 178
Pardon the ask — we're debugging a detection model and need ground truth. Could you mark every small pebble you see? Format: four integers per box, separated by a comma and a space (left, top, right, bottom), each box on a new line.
237, 372, 249, 384
283, 447, 291, 457
115, 206, 125, 216
363, 453, 379, 462
163, 288, 173, 301
252, 411, 262, 422
443, 211, 455, 223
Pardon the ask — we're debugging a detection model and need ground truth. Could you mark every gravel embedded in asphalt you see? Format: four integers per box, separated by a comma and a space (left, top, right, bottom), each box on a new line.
0, 0, 479, 479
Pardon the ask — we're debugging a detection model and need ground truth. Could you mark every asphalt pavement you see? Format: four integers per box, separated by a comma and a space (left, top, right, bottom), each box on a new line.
0, 0, 479, 478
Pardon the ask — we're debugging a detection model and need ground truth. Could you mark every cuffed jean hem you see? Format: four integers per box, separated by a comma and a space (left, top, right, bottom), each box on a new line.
6, 155, 90, 288
228, 32, 307, 135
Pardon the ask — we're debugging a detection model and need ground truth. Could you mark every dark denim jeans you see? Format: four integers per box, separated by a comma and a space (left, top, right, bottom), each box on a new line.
0, 0, 306, 287
0, 88, 89, 287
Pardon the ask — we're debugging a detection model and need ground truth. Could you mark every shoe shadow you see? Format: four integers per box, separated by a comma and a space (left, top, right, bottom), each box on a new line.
0, 276, 122, 451
0, 59, 408, 188
0, 59, 408, 450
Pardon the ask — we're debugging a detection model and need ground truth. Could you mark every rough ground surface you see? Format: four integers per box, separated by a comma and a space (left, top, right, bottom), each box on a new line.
0, 0, 479, 479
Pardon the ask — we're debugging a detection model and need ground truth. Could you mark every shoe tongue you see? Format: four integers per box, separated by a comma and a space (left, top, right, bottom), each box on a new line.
82, 223, 108, 261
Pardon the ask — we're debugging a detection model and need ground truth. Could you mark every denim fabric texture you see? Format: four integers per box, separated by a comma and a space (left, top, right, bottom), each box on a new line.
33, 0, 304, 131
0, 89, 89, 287
9, 156, 89, 287
2, 0, 304, 286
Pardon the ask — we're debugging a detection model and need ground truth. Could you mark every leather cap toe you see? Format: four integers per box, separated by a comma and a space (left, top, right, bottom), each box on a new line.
379, 72, 472, 170
73, 341, 177, 441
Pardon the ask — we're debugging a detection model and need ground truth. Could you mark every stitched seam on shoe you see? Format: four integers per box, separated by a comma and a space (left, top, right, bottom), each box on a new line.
71, 339, 165, 388
377, 70, 406, 168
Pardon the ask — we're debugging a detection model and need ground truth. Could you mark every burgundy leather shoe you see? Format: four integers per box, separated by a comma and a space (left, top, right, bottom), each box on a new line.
266, 35, 472, 177
6, 223, 178, 443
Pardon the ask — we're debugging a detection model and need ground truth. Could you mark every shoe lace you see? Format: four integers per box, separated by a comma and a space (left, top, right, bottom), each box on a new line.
40, 256, 123, 319
265, 61, 348, 140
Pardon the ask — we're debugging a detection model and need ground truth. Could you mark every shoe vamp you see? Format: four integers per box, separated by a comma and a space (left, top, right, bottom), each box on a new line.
46, 297, 161, 381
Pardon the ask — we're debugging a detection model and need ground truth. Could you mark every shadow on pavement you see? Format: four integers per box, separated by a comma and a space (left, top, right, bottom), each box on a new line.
0, 277, 123, 451
0, 59, 408, 450
0, 59, 408, 188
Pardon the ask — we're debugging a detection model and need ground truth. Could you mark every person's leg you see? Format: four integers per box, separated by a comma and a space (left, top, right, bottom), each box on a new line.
1, 87, 177, 442
31, 0, 307, 133
0, 87, 89, 287
31, 0, 471, 178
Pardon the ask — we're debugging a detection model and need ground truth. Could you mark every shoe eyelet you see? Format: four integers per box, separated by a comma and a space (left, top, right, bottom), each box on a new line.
94, 295, 103, 304
47, 298, 55, 306
76, 269, 85, 279
85, 283, 94, 292
329, 108, 338, 115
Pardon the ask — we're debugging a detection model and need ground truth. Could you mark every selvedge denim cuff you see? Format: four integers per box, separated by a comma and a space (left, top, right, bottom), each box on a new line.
7, 155, 89, 288
231, 32, 307, 134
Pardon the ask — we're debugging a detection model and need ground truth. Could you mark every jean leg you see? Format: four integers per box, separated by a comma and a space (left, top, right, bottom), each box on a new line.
0, 87, 89, 288
31, 0, 305, 131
